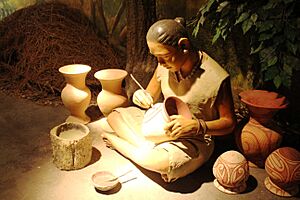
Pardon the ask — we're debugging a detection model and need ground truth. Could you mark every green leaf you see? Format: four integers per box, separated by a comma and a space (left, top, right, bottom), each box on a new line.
212, 27, 221, 44
264, 66, 279, 81
258, 32, 274, 41
273, 35, 285, 45
250, 42, 263, 54
218, 18, 229, 29
242, 18, 253, 34
221, 28, 228, 40
235, 12, 249, 25
284, 55, 300, 70
285, 27, 296, 42
216, 1, 230, 12
201, 0, 215, 15
192, 19, 201, 37
250, 13, 258, 24
237, 3, 246, 16
261, 60, 269, 71
283, 63, 293, 75
199, 15, 206, 25
263, 0, 278, 10
257, 22, 273, 33
267, 56, 278, 67
273, 75, 282, 88
280, 71, 292, 88
283, 0, 294, 4
286, 41, 298, 55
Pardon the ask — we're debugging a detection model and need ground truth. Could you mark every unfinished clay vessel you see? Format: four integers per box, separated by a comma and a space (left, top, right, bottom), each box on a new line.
142, 96, 192, 143
59, 64, 91, 124
235, 90, 288, 168
265, 147, 300, 197
213, 150, 249, 194
94, 69, 128, 116
50, 122, 92, 170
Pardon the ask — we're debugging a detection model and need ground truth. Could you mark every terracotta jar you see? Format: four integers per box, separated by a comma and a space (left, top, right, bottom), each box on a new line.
265, 147, 300, 197
213, 150, 249, 194
142, 96, 192, 143
235, 90, 288, 168
59, 64, 91, 124
94, 69, 128, 116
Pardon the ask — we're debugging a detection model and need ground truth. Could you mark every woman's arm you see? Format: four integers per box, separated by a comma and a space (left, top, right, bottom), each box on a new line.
205, 77, 237, 136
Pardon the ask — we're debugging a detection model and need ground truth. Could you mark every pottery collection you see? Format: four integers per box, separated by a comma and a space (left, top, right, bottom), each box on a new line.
213, 150, 249, 194
264, 147, 300, 197
57, 66, 298, 197
235, 90, 288, 168
94, 69, 128, 116
59, 64, 91, 124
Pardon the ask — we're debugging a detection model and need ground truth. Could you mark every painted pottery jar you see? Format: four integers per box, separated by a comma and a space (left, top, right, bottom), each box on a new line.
264, 147, 300, 197
235, 90, 288, 168
59, 64, 91, 124
142, 96, 192, 143
213, 150, 249, 194
94, 69, 128, 116
50, 122, 92, 170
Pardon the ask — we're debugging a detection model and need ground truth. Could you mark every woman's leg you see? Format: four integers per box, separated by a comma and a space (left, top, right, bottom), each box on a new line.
102, 132, 170, 174
107, 110, 150, 148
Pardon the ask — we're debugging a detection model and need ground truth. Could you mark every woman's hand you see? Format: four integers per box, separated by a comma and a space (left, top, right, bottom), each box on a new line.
133, 89, 154, 109
164, 115, 197, 138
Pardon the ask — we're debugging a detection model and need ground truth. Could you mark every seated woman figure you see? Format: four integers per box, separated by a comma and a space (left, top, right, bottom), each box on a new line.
102, 17, 236, 182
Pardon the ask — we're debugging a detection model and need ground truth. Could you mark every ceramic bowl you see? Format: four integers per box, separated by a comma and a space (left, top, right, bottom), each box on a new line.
91, 171, 119, 191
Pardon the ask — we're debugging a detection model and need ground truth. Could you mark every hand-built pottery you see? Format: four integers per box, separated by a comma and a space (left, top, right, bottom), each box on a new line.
235, 90, 288, 168
141, 96, 192, 143
264, 147, 300, 197
94, 69, 128, 116
59, 64, 91, 124
213, 150, 249, 194
50, 122, 92, 170
92, 171, 119, 191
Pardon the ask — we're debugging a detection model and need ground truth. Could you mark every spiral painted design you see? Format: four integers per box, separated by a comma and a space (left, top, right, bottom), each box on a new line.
265, 147, 300, 187
213, 151, 249, 188
238, 117, 282, 167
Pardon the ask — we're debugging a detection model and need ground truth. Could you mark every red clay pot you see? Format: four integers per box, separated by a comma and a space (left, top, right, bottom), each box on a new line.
235, 90, 288, 168
265, 147, 300, 197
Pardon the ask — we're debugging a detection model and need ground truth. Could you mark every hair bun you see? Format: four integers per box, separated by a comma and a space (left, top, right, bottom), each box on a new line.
174, 17, 186, 27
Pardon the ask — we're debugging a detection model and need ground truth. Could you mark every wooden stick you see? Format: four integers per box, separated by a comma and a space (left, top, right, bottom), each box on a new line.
130, 74, 145, 91
130, 74, 153, 107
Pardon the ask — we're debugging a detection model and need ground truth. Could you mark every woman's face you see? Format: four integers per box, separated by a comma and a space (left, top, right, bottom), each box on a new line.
147, 41, 185, 72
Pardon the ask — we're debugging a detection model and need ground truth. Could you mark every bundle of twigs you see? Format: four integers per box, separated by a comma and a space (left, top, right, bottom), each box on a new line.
0, 2, 124, 104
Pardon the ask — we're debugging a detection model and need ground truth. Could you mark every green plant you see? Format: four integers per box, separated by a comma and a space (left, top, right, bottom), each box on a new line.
0, 0, 15, 21
191, 0, 300, 89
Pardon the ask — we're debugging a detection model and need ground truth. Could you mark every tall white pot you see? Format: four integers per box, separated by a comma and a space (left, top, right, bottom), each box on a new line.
94, 69, 128, 116
59, 64, 91, 124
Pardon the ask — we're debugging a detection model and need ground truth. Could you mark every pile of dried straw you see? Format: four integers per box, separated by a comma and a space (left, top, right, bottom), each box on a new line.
0, 2, 124, 105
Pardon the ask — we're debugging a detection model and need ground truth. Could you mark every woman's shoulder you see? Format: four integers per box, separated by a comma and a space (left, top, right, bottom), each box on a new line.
200, 51, 229, 79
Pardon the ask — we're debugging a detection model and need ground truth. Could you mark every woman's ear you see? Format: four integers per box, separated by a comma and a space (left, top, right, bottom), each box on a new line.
178, 38, 190, 54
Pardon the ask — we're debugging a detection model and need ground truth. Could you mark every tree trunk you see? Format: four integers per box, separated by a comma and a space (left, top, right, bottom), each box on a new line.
125, 0, 157, 100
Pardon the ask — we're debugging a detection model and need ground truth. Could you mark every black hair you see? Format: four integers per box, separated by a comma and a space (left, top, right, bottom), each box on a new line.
146, 17, 188, 47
